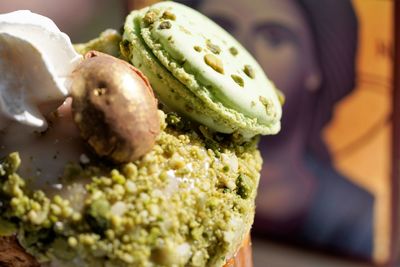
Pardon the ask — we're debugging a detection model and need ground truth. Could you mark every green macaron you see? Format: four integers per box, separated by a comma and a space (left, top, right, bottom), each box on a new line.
122, 1, 282, 138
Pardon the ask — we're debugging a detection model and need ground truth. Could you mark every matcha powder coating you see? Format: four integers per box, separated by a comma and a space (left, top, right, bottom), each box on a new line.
0, 111, 262, 267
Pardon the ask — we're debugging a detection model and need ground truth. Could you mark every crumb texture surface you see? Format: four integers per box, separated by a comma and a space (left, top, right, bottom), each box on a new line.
0, 111, 262, 267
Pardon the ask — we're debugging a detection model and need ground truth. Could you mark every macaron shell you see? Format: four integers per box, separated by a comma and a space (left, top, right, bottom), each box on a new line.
122, 2, 282, 137
141, 2, 281, 128
122, 12, 238, 134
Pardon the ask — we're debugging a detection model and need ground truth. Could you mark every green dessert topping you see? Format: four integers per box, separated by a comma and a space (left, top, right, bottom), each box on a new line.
143, 10, 158, 26
193, 45, 202, 52
206, 40, 221, 55
259, 96, 276, 117
0, 218, 17, 236
73, 29, 122, 58
204, 54, 224, 74
229, 47, 238, 56
158, 21, 172, 30
275, 88, 286, 106
231, 74, 244, 87
0, 111, 261, 267
162, 11, 176, 21
243, 65, 255, 79
236, 174, 252, 199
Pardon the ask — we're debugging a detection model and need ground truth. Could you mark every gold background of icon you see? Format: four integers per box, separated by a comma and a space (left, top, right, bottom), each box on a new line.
325, 0, 393, 262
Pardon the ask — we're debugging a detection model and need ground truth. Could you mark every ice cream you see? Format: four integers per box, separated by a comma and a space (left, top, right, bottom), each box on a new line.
0, 3, 283, 267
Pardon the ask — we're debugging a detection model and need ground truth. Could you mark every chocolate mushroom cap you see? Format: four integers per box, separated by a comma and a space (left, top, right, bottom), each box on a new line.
70, 51, 160, 163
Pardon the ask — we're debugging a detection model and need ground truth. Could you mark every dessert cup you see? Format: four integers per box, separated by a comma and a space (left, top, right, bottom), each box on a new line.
0, 2, 281, 266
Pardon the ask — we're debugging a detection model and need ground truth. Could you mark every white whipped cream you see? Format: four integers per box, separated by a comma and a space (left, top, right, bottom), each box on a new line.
0, 11, 86, 194
0, 10, 82, 130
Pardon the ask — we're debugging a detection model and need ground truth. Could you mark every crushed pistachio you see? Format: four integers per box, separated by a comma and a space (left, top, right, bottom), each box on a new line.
0, 152, 20, 175
85, 197, 110, 234
67, 236, 78, 248
165, 112, 191, 131
231, 74, 244, 87
229, 47, 238, 56
120, 39, 131, 60
158, 21, 172, 30
0, 111, 261, 267
143, 10, 158, 26
259, 96, 275, 116
162, 10, 176, 21
73, 29, 122, 58
0, 218, 16, 236
204, 54, 224, 74
275, 88, 286, 106
243, 65, 255, 79
206, 40, 221, 54
194, 45, 202, 52
236, 174, 252, 199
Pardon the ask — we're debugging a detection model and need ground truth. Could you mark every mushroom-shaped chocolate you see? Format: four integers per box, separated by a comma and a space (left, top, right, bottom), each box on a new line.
70, 51, 160, 163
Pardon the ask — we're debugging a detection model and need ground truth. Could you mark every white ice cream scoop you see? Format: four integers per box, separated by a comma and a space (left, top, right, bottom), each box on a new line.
0, 10, 82, 131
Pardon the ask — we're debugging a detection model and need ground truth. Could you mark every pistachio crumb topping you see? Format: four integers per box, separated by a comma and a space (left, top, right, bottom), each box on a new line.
162, 10, 176, 21
74, 29, 122, 58
229, 47, 238, 56
243, 65, 255, 79
231, 74, 244, 87
158, 21, 172, 30
206, 40, 221, 55
275, 88, 286, 106
259, 96, 275, 116
143, 10, 158, 26
204, 54, 224, 74
194, 46, 202, 52
0, 110, 261, 267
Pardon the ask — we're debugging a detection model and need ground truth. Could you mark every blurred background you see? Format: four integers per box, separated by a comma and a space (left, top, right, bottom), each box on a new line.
0, 0, 396, 266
